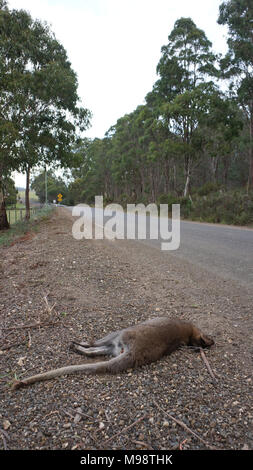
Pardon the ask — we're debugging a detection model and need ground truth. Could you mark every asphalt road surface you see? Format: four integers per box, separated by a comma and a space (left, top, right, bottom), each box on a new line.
68, 205, 253, 288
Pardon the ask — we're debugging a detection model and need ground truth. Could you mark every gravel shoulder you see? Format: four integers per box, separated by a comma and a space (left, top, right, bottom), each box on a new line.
0, 207, 252, 450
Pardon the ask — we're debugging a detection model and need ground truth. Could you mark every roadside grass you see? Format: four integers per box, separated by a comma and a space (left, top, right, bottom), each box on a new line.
0, 205, 55, 247
6, 204, 39, 225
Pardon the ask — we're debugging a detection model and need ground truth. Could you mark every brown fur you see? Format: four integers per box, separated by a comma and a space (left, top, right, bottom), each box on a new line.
12, 317, 214, 390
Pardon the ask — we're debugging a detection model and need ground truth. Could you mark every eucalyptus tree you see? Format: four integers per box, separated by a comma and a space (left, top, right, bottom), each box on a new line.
150, 18, 219, 196
0, 3, 91, 228
218, 0, 253, 188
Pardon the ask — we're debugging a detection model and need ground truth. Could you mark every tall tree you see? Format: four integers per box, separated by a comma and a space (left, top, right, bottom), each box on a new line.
0, 3, 91, 228
218, 0, 253, 188
151, 18, 218, 196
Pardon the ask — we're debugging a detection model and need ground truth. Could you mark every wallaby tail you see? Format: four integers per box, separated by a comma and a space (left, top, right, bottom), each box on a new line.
12, 352, 133, 390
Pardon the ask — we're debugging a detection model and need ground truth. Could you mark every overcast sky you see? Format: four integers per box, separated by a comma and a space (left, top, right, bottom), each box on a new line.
8, 0, 228, 187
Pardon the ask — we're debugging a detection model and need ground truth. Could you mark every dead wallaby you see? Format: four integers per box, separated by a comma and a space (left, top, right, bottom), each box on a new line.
12, 317, 214, 390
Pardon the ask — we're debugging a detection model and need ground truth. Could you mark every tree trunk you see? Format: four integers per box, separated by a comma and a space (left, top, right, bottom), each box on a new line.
172, 163, 177, 192
25, 166, 30, 220
183, 172, 190, 197
183, 156, 191, 197
164, 158, 170, 194
248, 110, 253, 190
223, 155, 229, 188
0, 176, 10, 230
209, 155, 219, 183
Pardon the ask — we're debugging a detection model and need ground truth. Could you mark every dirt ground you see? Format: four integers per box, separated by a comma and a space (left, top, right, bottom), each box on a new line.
0, 208, 252, 450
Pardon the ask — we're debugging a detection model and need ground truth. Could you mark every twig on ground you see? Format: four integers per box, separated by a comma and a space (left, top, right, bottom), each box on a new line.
42, 293, 56, 316
200, 347, 217, 382
0, 428, 9, 450
27, 331, 32, 349
1, 338, 26, 351
179, 438, 188, 450
153, 400, 217, 450
132, 440, 153, 449
2, 320, 58, 331
103, 414, 147, 445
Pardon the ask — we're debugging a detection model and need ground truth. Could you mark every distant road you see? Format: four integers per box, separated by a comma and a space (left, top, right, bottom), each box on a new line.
67, 206, 253, 287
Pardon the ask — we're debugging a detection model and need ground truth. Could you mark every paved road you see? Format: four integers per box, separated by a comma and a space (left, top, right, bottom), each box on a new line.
68, 205, 253, 287
141, 219, 253, 286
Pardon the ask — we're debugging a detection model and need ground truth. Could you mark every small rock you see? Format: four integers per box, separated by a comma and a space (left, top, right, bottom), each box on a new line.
74, 408, 83, 424
242, 443, 249, 450
3, 419, 11, 430
63, 423, 72, 429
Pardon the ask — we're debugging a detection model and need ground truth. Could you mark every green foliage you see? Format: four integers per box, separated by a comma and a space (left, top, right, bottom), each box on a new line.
218, 0, 253, 188
0, 2, 252, 231
197, 182, 221, 196
181, 190, 253, 225
31, 170, 67, 203
3, 177, 18, 206
0, 2, 91, 229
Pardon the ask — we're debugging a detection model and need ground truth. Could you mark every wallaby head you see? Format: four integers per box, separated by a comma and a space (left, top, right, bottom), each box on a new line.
189, 325, 214, 349
12, 317, 214, 390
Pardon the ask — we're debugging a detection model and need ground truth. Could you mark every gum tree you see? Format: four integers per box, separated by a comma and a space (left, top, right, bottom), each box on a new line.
151, 18, 218, 196
218, 0, 253, 189
0, 2, 91, 228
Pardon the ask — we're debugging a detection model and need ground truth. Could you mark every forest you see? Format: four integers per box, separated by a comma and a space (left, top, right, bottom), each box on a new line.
1, 0, 253, 228
63, 1, 253, 225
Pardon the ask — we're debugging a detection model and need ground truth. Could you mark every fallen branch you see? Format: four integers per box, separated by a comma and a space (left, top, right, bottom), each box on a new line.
200, 347, 217, 382
153, 400, 217, 450
103, 414, 147, 445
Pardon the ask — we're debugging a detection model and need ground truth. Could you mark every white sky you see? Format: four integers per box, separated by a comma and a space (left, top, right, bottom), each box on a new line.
8, 0, 228, 187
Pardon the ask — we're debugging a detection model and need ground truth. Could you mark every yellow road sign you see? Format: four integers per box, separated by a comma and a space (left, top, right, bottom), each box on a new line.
57, 193, 63, 202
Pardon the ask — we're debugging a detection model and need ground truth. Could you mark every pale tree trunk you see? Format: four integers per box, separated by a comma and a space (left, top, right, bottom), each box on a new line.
183, 172, 191, 197
183, 156, 191, 197
209, 156, 219, 182
25, 165, 30, 220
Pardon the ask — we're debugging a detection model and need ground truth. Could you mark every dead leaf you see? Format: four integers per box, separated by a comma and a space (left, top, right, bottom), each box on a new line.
17, 356, 26, 367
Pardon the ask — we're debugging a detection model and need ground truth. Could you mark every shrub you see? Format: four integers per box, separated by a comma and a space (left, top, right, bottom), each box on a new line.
197, 182, 221, 196
183, 190, 253, 226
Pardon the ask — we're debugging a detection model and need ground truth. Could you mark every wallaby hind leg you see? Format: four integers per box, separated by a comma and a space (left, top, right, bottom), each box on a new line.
92, 330, 121, 347
70, 342, 113, 357
71, 330, 121, 351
